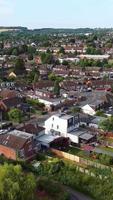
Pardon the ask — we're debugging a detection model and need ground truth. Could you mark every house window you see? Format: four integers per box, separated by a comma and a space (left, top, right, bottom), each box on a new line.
57, 125, 59, 129
52, 124, 53, 128
52, 117, 54, 121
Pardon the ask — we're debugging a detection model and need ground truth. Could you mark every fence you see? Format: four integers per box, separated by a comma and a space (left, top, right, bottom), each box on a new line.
51, 148, 113, 172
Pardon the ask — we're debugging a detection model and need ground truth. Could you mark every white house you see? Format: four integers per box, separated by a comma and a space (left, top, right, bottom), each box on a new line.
45, 113, 80, 143
79, 54, 110, 60
81, 104, 96, 116
44, 113, 95, 144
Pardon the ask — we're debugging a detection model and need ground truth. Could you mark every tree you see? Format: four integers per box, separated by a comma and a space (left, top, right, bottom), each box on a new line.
0, 163, 36, 200
86, 47, 102, 55
14, 58, 26, 75
28, 54, 33, 60
12, 48, 19, 56
62, 60, 69, 66
33, 72, 40, 84
41, 52, 54, 64
59, 47, 65, 54
71, 107, 81, 114
8, 108, 23, 123
54, 80, 60, 96
27, 68, 37, 83
18, 45, 28, 54
48, 73, 56, 81
99, 116, 113, 131
96, 110, 106, 117
28, 46, 36, 54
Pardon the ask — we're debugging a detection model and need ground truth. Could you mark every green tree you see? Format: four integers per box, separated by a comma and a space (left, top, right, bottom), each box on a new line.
14, 58, 26, 75
54, 80, 60, 96
62, 60, 69, 66
28, 53, 33, 60
12, 48, 19, 56
71, 107, 81, 114
41, 52, 54, 64
28, 46, 36, 54
99, 116, 113, 131
0, 163, 36, 200
59, 47, 65, 54
33, 72, 40, 84
48, 73, 56, 81
27, 68, 37, 83
96, 110, 106, 117
8, 108, 23, 123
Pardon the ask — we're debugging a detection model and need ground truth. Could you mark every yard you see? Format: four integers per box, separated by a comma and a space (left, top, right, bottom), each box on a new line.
66, 146, 83, 155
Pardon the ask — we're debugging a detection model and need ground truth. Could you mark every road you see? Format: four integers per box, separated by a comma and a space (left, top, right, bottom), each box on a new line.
66, 187, 93, 200
94, 147, 113, 157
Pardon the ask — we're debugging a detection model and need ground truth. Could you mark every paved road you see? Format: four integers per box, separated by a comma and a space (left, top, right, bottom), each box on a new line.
66, 187, 93, 200
94, 147, 113, 157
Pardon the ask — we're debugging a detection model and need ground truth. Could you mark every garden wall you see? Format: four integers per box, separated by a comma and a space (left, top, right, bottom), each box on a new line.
51, 148, 113, 171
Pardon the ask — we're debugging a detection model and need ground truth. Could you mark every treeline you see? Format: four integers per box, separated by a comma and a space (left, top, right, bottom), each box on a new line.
0, 26, 27, 30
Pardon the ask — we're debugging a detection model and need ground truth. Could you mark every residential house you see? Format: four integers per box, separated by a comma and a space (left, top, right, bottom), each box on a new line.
35, 90, 54, 99
79, 54, 110, 60
33, 80, 54, 91
45, 113, 95, 144
81, 104, 96, 116
60, 80, 77, 91
18, 123, 45, 140
0, 130, 35, 160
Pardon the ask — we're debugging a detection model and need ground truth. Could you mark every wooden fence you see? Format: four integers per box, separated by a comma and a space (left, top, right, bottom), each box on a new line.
51, 148, 113, 172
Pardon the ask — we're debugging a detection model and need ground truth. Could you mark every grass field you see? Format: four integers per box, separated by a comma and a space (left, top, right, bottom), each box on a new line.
66, 146, 83, 155
0, 29, 19, 32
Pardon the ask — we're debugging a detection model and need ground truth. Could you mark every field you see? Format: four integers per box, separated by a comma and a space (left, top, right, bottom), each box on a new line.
0, 29, 19, 33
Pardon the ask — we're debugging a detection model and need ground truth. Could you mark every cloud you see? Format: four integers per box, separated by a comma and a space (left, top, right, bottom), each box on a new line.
0, 0, 14, 17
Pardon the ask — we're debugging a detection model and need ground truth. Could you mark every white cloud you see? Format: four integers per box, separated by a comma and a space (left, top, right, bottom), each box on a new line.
0, 0, 14, 17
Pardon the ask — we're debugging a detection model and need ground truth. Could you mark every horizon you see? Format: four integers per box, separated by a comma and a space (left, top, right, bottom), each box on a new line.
0, 0, 113, 29
0, 26, 113, 30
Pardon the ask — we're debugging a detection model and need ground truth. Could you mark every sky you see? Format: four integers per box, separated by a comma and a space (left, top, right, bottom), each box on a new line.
0, 0, 113, 29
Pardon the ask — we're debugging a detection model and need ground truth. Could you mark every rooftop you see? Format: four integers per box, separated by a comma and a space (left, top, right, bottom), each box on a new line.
9, 130, 33, 139
38, 134, 60, 144
56, 113, 73, 120
80, 133, 94, 141
68, 128, 86, 136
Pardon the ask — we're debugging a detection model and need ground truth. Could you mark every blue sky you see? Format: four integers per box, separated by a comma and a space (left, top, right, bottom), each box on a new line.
0, 0, 113, 28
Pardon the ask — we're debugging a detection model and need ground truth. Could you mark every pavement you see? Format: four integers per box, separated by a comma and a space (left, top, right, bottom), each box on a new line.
65, 187, 93, 200
94, 147, 113, 157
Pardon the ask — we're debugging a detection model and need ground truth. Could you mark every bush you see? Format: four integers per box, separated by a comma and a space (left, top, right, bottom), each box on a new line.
99, 154, 113, 165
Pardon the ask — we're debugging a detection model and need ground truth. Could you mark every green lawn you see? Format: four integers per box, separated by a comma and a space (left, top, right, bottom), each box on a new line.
66, 147, 83, 155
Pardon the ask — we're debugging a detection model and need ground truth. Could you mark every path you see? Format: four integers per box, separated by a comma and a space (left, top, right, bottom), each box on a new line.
65, 187, 93, 200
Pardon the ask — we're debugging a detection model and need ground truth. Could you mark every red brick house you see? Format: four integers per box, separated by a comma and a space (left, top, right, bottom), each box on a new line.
0, 130, 36, 160
33, 80, 54, 90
